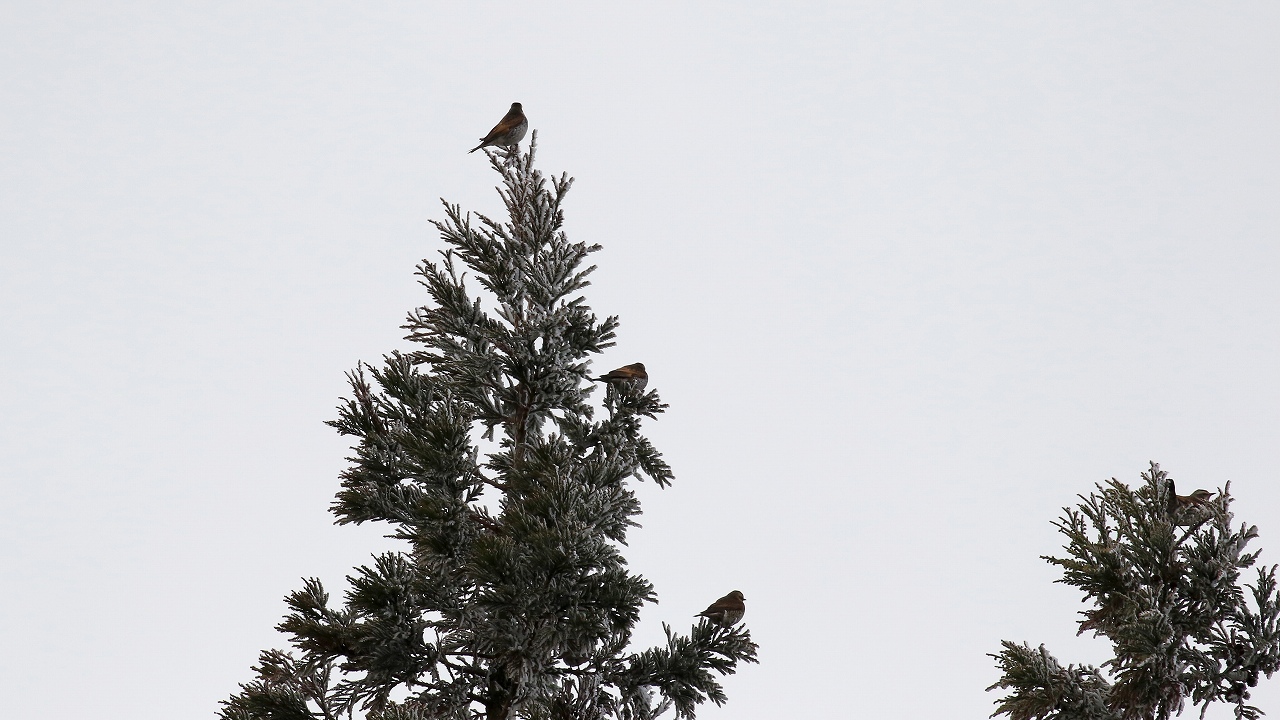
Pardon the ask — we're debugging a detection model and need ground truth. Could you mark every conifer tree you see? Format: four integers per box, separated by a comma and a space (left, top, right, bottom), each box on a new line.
989, 462, 1280, 720
221, 137, 758, 720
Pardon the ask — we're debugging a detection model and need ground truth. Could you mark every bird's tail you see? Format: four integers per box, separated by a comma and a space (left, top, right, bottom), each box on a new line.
468, 141, 484, 154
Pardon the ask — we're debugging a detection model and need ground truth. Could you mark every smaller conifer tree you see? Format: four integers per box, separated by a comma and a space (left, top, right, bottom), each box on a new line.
220, 137, 757, 720
989, 462, 1280, 720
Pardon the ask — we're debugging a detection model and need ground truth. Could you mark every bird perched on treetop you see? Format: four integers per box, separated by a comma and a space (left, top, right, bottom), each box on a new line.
1166, 478, 1213, 516
591, 362, 647, 392
696, 590, 746, 628
469, 102, 528, 153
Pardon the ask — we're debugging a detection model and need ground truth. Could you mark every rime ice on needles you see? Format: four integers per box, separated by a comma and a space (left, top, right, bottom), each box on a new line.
220, 134, 758, 720
987, 462, 1280, 720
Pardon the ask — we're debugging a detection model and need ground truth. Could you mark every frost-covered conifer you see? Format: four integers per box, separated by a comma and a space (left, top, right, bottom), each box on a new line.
989, 462, 1280, 720
221, 137, 757, 720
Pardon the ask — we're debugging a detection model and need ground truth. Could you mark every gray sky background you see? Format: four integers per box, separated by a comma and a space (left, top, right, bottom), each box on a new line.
3, 3, 1279, 718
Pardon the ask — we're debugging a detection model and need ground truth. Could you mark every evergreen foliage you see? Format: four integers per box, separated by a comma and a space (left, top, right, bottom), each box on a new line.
989, 463, 1280, 720
221, 137, 758, 720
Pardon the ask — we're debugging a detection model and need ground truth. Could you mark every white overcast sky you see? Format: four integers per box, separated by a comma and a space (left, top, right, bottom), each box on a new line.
3, 3, 1279, 719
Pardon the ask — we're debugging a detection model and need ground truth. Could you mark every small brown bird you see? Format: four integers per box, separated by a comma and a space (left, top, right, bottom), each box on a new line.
1166, 478, 1213, 516
591, 362, 647, 392
469, 102, 528, 153
695, 590, 746, 628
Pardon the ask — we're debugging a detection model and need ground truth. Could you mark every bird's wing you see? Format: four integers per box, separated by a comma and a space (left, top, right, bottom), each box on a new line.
487, 111, 524, 137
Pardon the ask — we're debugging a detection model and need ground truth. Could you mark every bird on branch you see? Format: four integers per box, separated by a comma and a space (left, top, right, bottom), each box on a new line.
469, 102, 528, 154
591, 362, 647, 392
1166, 478, 1213, 516
696, 590, 746, 628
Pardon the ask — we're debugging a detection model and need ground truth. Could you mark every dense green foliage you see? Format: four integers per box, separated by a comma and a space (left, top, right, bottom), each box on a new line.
221, 138, 757, 720
990, 463, 1280, 720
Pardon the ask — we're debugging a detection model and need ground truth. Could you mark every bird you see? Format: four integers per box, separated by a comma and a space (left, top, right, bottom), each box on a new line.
591, 362, 647, 392
695, 590, 746, 628
1166, 478, 1213, 516
1180, 489, 1213, 505
469, 102, 528, 153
